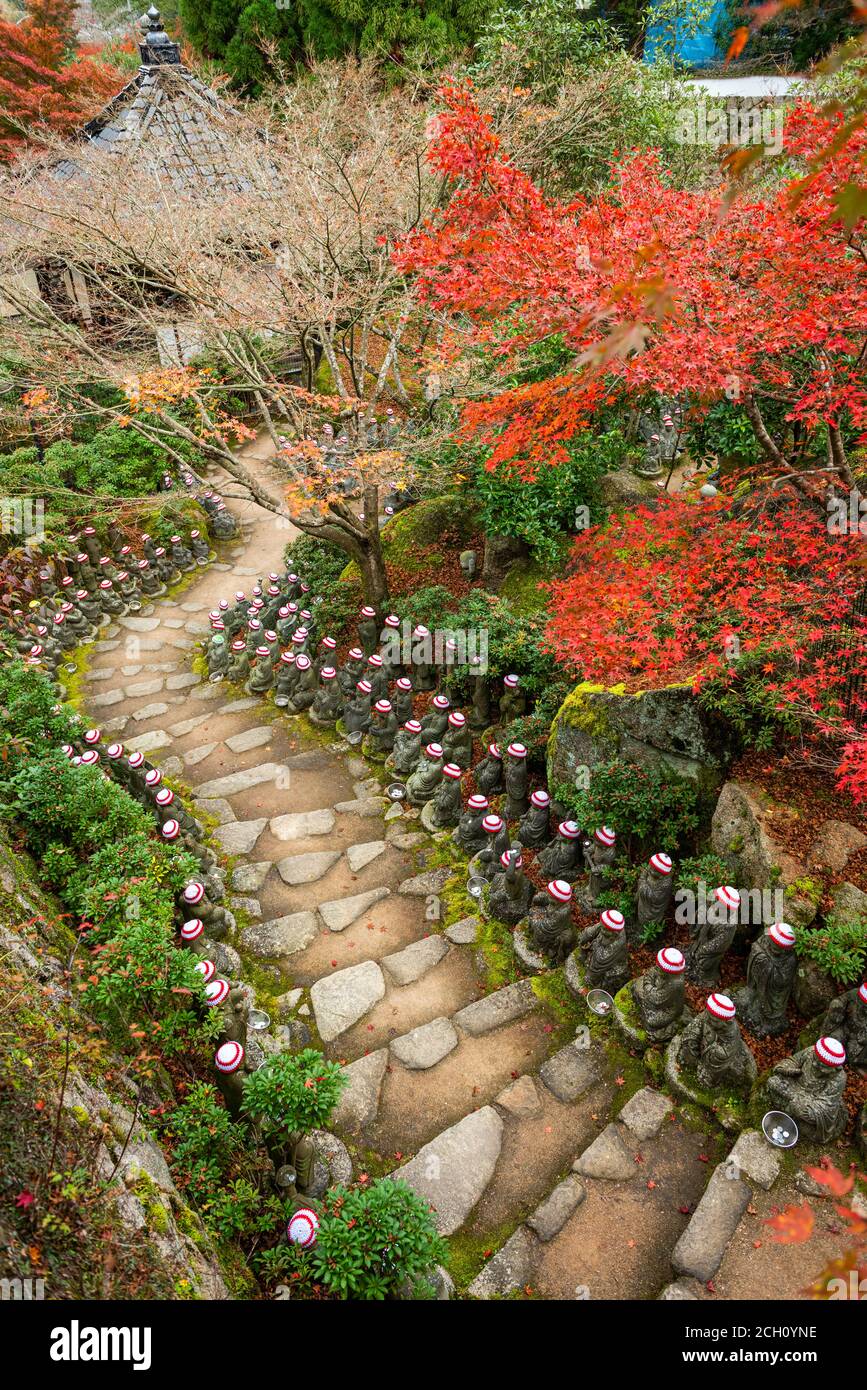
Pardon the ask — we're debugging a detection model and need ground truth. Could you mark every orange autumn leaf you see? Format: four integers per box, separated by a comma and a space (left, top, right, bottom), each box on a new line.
835, 1205, 867, 1235
725, 26, 750, 64
803, 1162, 853, 1198
765, 1202, 815, 1244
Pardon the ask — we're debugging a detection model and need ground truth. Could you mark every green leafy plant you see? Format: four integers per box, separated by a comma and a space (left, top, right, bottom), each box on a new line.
566, 757, 702, 856
309, 1179, 447, 1300
796, 914, 867, 986
241, 1049, 348, 1140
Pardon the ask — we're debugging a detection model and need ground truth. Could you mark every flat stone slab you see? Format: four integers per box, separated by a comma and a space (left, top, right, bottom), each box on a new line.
230, 894, 261, 919
241, 911, 318, 958
219, 698, 259, 714
397, 1108, 503, 1236
89, 690, 123, 708
539, 1044, 599, 1103
195, 797, 235, 825
453, 979, 536, 1037
119, 615, 160, 632
184, 742, 216, 766
672, 1165, 751, 1283
169, 714, 211, 737
527, 1176, 586, 1242
445, 916, 480, 945
126, 678, 164, 697
390, 1017, 458, 1070
287, 750, 327, 770
270, 808, 336, 841
495, 1073, 542, 1117
319, 887, 390, 932
130, 702, 169, 722
93, 639, 120, 652
468, 1226, 538, 1299
197, 763, 289, 798
189, 683, 221, 701
159, 757, 183, 778
388, 831, 427, 850
277, 850, 341, 886
573, 1124, 636, 1181
334, 797, 388, 817
225, 726, 273, 753
726, 1130, 781, 1191
310, 961, 386, 1042
346, 841, 386, 873
330, 1050, 388, 1133
619, 1088, 675, 1141
214, 818, 267, 856
398, 867, 452, 897
382, 935, 449, 986
125, 730, 172, 754
233, 861, 272, 892
166, 672, 200, 691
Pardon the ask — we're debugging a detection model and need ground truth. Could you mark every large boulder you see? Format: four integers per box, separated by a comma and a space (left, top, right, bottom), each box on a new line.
598, 469, 661, 513
547, 680, 731, 794
710, 781, 823, 929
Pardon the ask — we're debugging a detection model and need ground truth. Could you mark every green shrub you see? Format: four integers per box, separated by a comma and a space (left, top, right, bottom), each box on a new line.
241, 1049, 348, 1139
795, 915, 867, 986
309, 1179, 448, 1300
675, 853, 732, 898
566, 758, 701, 856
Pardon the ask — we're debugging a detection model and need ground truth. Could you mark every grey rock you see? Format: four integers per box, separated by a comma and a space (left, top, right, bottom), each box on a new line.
527, 1176, 586, 1241
211, 940, 242, 976
270, 808, 336, 840
329, 1050, 388, 1132
573, 1124, 636, 1181
618, 1087, 675, 1141
390, 1017, 458, 1070
346, 840, 386, 872
467, 1226, 538, 1299
495, 1074, 542, 1117
832, 880, 867, 925
275, 988, 303, 1018
398, 867, 451, 897
659, 1280, 702, 1301
159, 757, 184, 778
711, 781, 820, 929
241, 911, 318, 958
671, 1164, 751, 1283
277, 850, 341, 885
197, 762, 289, 798
387, 831, 427, 850
125, 730, 172, 754
194, 797, 235, 825
453, 979, 536, 1037
726, 1130, 781, 1191
119, 615, 161, 632
310, 960, 386, 1042
166, 672, 201, 691
808, 819, 867, 874
334, 797, 388, 817
319, 887, 389, 932
539, 1044, 599, 1103
90, 690, 124, 708
382, 935, 449, 986
126, 678, 164, 697
446, 916, 480, 945
169, 714, 211, 737
219, 698, 259, 714
232, 861, 272, 892
396, 1107, 503, 1235
225, 726, 273, 753
213, 818, 267, 856
230, 895, 261, 919
130, 702, 169, 722
183, 742, 216, 766
793, 959, 836, 1019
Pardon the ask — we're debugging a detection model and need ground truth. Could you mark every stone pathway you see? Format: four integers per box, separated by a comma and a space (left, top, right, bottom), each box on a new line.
78, 439, 766, 1299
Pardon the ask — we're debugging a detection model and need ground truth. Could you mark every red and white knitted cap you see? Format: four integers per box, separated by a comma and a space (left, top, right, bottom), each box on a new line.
500, 849, 523, 868
374, 699, 392, 714
507, 741, 527, 758
84, 728, 101, 745
706, 993, 736, 1019
433, 694, 450, 710
768, 922, 796, 949
443, 763, 462, 780
194, 959, 216, 983
404, 719, 422, 734
467, 794, 489, 811
321, 666, 337, 680
595, 826, 616, 847
547, 879, 572, 903
321, 635, 337, 650
814, 1036, 846, 1067
448, 711, 466, 727
81, 749, 100, 766
145, 769, 162, 787
279, 650, 295, 664
650, 852, 673, 875
715, 885, 741, 912
155, 788, 174, 807
215, 1040, 244, 1074
360, 605, 376, 618
368, 653, 383, 668
127, 752, 145, 769
232, 639, 246, 652
503, 674, 519, 688
255, 645, 271, 659
426, 742, 443, 759
287, 1208, 319, 1248
205, 979, 230, 1007
859, 983, 867, 1006
181, 918, 204, 941
183, 882, 205, 905
161, 819, 180, 839
385, 614, 400, 629
601, 909, 625, 932
349, 647, 364, 660
295, 655, 312, 671
396, 677, 413, 691
531, 789, 550, 808
657, 946, 685, 974
559, 820, 581, 840
107, 743, 124, 759
413, 624, 430, 638
488, 742, 502, 759
355, 676, 371, 691
482, 813, 504, 834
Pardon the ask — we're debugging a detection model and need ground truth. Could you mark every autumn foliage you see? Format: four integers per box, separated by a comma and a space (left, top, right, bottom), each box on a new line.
0, 0, 122, 161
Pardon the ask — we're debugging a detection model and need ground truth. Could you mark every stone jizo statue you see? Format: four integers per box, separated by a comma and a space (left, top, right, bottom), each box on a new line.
528, 879, 575, 963
820, 981, 867, 1071
765, 1037, 848, 1144
686, 885, 741, 988
518, 788, 551, 848
473, 742, 503, 796
406, 741, 444, 807
633, 945, 686, 1043
538, 820, 583, 882
579, 909, 629, 995
583, 826, 618, 906
488, 849, 533, 927
453, 793, 490, 856
735, 922, 797, 1038
503, 741, 530, 820
634, 852, 674, 942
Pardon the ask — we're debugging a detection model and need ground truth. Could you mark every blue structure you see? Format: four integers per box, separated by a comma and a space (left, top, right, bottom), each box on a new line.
643, 0, 728, 67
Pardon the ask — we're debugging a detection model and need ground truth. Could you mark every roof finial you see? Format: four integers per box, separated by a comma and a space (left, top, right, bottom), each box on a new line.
138, 5, 181, 64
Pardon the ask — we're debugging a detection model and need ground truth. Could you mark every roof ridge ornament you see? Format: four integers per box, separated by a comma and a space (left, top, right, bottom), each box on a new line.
138, 5, 181, 65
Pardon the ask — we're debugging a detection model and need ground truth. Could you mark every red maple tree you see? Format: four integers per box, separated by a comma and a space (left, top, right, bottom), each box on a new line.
0, 0, 122, 161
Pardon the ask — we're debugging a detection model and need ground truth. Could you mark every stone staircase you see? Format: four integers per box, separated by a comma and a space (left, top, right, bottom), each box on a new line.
76, 444, 787, 1300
